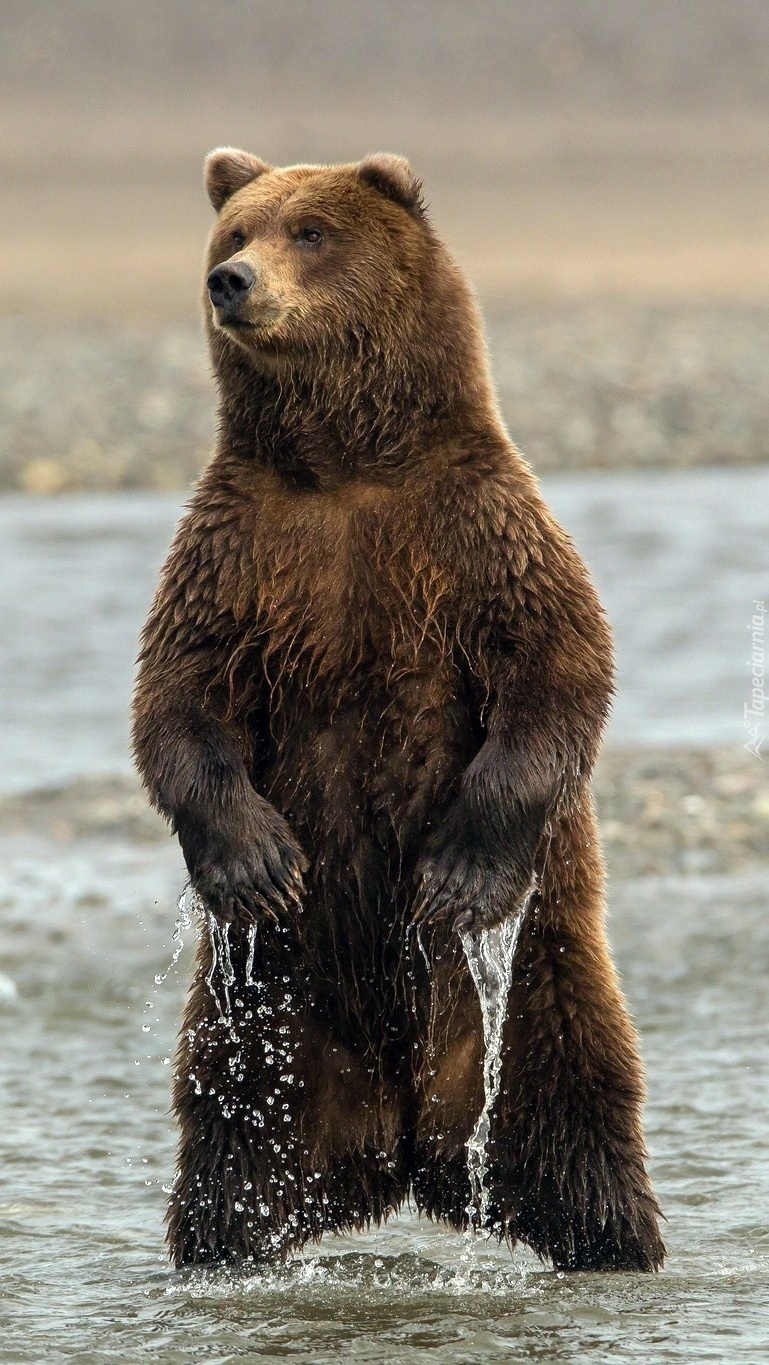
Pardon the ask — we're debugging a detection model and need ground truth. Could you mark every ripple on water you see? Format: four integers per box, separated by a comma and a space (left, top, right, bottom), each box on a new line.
0, 837, 768, 1362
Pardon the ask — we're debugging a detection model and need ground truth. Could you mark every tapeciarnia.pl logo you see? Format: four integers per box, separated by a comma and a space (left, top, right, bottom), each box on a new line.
744, 599, 766, 761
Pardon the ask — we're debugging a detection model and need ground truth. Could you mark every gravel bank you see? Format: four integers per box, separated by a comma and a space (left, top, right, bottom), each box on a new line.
1, 305, 767, 492
2, 746, 765, 880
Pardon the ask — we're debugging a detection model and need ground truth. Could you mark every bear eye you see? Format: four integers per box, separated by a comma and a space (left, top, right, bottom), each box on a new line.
231, 230, 246, 250
296, 226, 324, 247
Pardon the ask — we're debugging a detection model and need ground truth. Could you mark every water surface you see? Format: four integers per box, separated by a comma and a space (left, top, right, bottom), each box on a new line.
0, 472, 767, 1361
0, 839, 766, 1362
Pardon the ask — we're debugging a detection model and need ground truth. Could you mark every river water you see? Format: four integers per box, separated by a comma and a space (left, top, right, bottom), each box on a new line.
0, 469, 767, 1363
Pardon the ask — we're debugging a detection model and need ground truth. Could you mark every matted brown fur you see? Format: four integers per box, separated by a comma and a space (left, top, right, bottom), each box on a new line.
132, 149, 664, 1272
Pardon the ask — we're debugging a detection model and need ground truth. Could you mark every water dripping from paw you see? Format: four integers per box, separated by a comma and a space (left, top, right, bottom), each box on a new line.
458, 890, 532, 1263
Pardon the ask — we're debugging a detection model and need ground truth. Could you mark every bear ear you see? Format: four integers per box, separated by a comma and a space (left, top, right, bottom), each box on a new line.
204, 147, 272, 211
357, 154, 423, 214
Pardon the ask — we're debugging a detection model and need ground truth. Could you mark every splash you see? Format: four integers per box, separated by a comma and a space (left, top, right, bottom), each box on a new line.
154, 884, 201, 985
459, 886, 533, 1234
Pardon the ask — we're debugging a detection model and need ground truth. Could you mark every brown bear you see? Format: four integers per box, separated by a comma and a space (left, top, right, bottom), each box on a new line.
132, 148, 665, 1273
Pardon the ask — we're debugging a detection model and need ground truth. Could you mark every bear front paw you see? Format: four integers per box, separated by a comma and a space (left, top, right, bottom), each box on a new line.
180, 800, 308, 927
192, 838, 306, 926
412, 848, 530, 934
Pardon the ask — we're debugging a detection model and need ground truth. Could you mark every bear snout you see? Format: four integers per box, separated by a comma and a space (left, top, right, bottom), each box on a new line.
207, 260, 256, 315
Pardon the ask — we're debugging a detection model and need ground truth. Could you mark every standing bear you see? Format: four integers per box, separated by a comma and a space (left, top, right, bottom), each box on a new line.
132, 149, 664, 1272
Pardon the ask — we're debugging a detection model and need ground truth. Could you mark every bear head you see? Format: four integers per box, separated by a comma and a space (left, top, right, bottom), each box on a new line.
201, 148, 493, 477
203, 149, 431, 358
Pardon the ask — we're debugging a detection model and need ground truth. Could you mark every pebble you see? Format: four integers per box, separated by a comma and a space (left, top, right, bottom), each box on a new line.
0, 306, 767, 489
0, 747, 764, 880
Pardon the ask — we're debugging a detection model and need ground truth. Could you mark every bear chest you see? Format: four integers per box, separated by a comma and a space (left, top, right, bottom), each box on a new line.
248, 490, 460, 692
244, 493, 475, 825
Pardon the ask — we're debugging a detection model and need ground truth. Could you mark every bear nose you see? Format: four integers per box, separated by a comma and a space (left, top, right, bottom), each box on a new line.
207, 261, 256, 307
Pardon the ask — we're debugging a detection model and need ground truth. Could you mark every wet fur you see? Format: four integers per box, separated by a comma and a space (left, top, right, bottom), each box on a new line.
132, 153, 664, 1272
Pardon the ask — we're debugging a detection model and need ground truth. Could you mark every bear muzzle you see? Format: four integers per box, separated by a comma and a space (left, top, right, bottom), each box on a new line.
207, 260, 256, 321
207, 261, 289, 337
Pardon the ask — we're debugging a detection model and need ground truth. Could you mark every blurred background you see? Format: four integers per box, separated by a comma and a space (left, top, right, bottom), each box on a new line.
1, 4, 767, 1361
2, 0, 769, 489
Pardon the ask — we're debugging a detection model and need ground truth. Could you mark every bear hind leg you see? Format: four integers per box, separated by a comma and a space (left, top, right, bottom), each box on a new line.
491, 797, 665, 1272
168, 983, 410, 1268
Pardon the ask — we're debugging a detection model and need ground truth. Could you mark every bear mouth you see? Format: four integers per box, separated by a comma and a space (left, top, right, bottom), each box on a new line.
214, 307, 287, 338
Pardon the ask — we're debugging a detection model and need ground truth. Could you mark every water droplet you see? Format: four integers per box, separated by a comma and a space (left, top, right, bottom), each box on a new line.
246, 923, 258, 985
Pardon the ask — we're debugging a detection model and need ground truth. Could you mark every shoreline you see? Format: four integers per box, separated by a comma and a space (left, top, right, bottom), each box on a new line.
2, 304, 767, 493
1, 745, 765, 880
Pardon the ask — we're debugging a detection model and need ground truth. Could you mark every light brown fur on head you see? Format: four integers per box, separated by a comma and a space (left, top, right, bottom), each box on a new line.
201, 150, 497, 485
204, 147, 272, 210
205, 152, 431, 354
